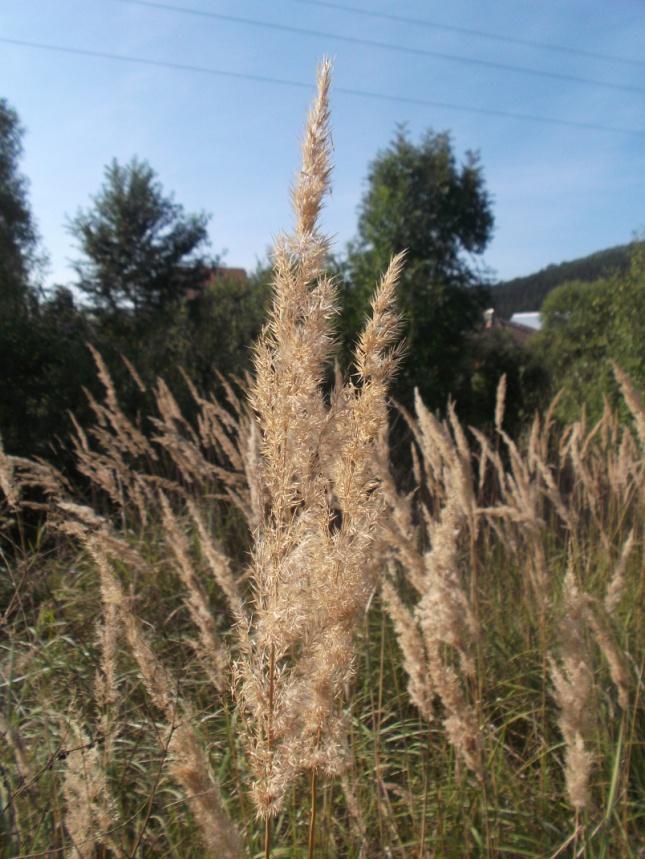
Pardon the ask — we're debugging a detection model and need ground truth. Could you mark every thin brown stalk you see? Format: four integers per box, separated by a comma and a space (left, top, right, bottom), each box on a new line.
613, 363, 645, 446
307, 766, 318, 859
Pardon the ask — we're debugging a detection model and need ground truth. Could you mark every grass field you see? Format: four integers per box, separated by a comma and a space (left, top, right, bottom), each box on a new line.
1, 61, 643, 858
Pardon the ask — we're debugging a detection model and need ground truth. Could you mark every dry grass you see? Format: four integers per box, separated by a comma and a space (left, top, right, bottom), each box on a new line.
1, 62, 643, 858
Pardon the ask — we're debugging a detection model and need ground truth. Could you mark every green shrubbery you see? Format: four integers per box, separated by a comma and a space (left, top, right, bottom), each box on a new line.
533, 247, 645, 424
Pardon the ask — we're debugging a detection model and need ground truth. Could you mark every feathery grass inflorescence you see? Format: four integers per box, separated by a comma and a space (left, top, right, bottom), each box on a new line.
61, 711, 117, 859
549, 568, 595, 813
2, 366, 642, 855
79, 513, 243, 858
613, 362, 645, 446
382, 392, 483, 778
234, 58, 405, 823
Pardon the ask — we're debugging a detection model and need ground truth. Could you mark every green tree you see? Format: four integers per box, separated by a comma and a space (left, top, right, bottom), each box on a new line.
465, 327, 547, 434
533, 248, 645, 423
0, 98, 41, 310
70, 157, 212, 315
1, 288, 95, 460
0, 98, 52, 457
185, 265, 271, 387
341, 127, 494, 411
69, 156, 219, 399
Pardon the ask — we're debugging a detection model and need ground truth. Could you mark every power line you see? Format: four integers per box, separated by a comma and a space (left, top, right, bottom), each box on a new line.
290, 0, 645, 70
2, 36, 644, 137
109, 0, 645, 97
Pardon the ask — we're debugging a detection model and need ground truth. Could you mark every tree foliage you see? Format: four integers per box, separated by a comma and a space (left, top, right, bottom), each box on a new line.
532, 248, 645, 423
0, 288, 94, 459
0, 98, 41, 309
70, 157, 211, 315
491, 240, 639, 319
340, 127, 494, 412
69, 157, 261, 395
0, 128, 269, 463
465, 327, 547, 434
185, 266, 270, 387
0, 99, 80, 459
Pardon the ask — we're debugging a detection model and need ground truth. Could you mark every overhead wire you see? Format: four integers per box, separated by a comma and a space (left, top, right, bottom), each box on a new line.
290, 0, 645, 70
108, 0, 645, 97
1, 35, 644, 137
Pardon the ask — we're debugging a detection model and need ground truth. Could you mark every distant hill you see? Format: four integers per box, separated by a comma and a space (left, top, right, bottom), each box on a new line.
490, 241, 639, 319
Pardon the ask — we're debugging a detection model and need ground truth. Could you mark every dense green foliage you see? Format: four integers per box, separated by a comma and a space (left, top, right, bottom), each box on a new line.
183, 266, 271, 387
0, 287, 95, 460
491, 240, 639, 318
0, 109, 268, 462
70, 158, 212, 315
0, 100, 94, 459
340, 128, 495, 414
0, 98, 41, 308
532, 249, 645, 423
464, 326, 547, 432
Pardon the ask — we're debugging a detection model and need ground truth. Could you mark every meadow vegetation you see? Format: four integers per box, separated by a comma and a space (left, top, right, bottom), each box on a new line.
1, 62, 643, 858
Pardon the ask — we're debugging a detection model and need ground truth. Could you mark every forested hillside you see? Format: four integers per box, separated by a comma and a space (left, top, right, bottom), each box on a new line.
492, 240, 640, 317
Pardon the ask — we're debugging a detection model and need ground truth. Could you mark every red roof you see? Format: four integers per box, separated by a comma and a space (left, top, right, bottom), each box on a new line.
207, 266, 248, 284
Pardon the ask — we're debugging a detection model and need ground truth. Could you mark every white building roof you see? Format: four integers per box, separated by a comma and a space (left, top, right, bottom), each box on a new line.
510, 312, 542, 331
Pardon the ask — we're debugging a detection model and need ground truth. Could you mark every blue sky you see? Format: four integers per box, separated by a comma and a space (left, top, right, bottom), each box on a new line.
1, 0, 644, 289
